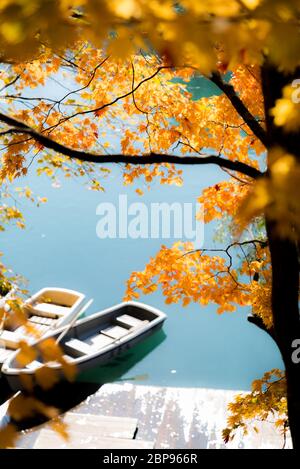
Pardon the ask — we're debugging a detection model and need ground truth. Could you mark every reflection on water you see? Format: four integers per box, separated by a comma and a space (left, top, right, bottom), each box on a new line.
77, 329, 167, 384
0, 164, 283, 390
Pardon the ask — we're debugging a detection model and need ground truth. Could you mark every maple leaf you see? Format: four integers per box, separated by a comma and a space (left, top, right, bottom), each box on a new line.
0, 424, 18, 449
34, 366, 60, 390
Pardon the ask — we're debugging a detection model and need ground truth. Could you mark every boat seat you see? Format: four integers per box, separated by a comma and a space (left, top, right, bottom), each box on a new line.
26, 360, 43, 370
64, 339, 94, 357
87, 333, 115, 349
26, 302, 70, 318
14, 325, 38, 337
63, 354, 74, 362
116, 314, 149, 329
28, 321, 51, 332
0, 348, 13, 362
29, 316, 56, 326
35, 324, 50, 333
101, 325, 129, 340
0, 330, 24, 349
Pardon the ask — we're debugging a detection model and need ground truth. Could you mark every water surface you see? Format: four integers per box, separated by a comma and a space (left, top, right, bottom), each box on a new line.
0, 163, 282, 390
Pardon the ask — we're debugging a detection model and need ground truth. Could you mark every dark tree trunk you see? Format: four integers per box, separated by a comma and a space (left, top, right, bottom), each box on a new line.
261, 63, 300, 448
266, 222, 300, 448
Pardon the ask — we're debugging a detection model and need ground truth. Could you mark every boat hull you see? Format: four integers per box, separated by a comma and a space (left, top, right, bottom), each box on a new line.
2, 302, 167, 392
5, 321, 164, 392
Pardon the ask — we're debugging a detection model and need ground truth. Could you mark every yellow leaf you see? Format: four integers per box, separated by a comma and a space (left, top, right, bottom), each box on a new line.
38, 337, 63, 363
109, 0, 141, 19
135, 188, 144, 196
61, 359, 77, 382
241, 0, 261, 9
183, 297, 191, 307
16, 340, 37, 366
0, 22, 24, 44
0, 424, 18, 449
35, 366, 60, 390
270, 85, 300, 131
49, 418, 69, 441
20, 373, 34, 392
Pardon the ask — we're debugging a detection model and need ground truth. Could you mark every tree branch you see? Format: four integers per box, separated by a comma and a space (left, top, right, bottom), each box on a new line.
0, 112, 263, 179
210, 72, 268, 148
183, 239, 268, 257
0, 74, 20, 93
247, 313, 276, 342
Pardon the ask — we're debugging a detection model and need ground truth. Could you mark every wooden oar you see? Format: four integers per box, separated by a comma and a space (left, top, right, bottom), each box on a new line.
55, 299, 94, 345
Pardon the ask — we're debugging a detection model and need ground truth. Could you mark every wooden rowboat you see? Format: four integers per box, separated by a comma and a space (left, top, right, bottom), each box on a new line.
0, 287, 86, 369
2, 301, 167, 391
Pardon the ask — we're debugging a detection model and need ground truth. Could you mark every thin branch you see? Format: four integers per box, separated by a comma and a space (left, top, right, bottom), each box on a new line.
45, 65, 174, 131
210, 72, 268, 148
239, 243, 252, 281
54, 53, 88, 72
55, 56, 109, 114
131, 62, 147, 114
220, 166, 251, 184
184, 239, 268, 258
0, 74, 20, 93
182, 239, 268, 288
131, 61, 153, 152
0, 95, 87, 108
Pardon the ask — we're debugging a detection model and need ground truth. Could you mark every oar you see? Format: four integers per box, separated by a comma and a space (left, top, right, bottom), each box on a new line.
55, 299, 94, 345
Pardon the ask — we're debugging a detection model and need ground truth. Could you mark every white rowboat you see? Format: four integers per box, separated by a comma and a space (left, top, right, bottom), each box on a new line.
2, 301, 167, 392
0, 287, 86, 369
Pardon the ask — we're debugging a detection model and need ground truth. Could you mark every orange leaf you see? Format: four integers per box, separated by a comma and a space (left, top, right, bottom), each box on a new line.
0, 424, 18, 449
16, 340, 37, 366
49, 419, 69, 441
35, 366, 60, 390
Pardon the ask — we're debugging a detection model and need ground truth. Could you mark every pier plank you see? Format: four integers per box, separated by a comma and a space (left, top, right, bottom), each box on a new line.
33, 428, 154, 449
62, 413, 138, 439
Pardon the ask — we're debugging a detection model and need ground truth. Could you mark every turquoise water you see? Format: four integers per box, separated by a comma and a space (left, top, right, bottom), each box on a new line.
0, 162, 283, 390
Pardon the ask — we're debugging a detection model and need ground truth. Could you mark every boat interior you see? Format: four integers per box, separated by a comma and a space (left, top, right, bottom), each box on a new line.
0, 290, 82, 362
10, 304, 157, 370
25, 289, 82, 319
61, 303, 156, 358
63, 312, 150, 359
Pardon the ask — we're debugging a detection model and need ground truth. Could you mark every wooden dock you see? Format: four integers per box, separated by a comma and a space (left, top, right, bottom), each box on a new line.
33, 413, 154, 449
4, 383, 291, 449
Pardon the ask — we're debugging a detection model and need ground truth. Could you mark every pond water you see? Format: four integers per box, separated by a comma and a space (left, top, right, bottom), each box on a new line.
0, 162, 283, 390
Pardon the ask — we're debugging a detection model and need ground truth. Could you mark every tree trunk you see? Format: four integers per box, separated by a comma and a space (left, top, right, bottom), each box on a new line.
266, 222, 300, 448
261, 63, 300, 448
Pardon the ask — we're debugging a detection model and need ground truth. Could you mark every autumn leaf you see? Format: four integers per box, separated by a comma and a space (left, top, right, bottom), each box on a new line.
0, 424, 18, 449
135, 188, 144, 196
49, 418, 69, 442
35, 366, 60, 390
16, 340, 37, 366
8, 394, 58, 422
61, 358, 77, 382
37, 337, 63, 363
